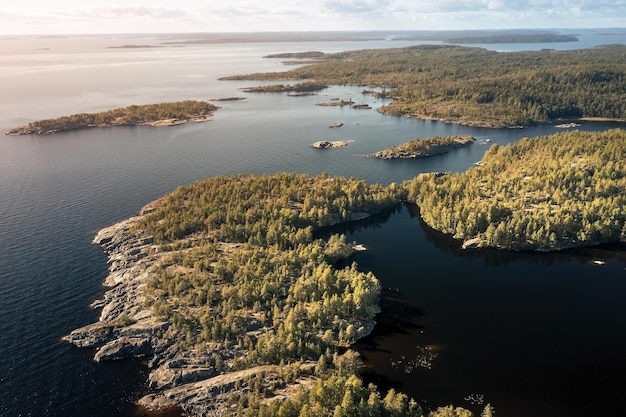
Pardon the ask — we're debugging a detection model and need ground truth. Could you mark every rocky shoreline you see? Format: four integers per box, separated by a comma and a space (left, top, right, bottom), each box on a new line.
64, 198, 378, 415
368, 136, 475, 159
5, 117, 209, 136
310, 140, 349, 148
62, 206, 250, 413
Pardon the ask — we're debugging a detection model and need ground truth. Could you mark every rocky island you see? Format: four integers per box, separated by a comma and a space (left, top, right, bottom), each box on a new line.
63, 173, 435, 417
5, 100, 218, 136
310, 140, 349, 148
369, 135, 475, 159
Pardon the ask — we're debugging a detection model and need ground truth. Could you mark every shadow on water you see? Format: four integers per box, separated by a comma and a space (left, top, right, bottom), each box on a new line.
326, 202, 626, 417
406, 202, 626, 267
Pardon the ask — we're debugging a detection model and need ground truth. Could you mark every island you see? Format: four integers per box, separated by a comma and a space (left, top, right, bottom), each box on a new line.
403, 129, 626, 251
317, 98, 354, 107
263, 51, 328, 59
5, 100, 219, 136
310, 140, 349, 148
63, 173, 451, 417
223, 44, 626, 128
368, 135, 475, 159
210, 96, 247, 102
242, 82, 328, 93
442, 33, 579, 44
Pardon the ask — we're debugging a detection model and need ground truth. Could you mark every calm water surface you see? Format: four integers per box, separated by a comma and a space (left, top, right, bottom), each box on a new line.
0, 32, 625, 417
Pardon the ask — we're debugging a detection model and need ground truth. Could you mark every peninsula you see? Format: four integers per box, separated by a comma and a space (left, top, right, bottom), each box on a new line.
5, 100, 218, 136
404, 129, 626, 251
63, 173, 438, 417
369, 135, 475, 159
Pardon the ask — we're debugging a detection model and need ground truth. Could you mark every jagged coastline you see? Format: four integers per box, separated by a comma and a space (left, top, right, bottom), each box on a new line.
63, 173, 397, 416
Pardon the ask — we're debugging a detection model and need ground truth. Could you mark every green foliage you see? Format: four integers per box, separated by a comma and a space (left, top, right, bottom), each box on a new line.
134, 173, 399, 412
18, 100, 218, 133
137, 172, 399, 245
244, 374, 424, 417
225, 44, 626, 127
243, 82, 328, 93
404, 129, 626, 250
372, 135, 475, 158
115, 312, 136, 328
429, 405, 474, 417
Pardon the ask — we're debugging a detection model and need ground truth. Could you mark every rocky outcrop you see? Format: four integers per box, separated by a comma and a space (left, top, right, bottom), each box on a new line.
5, 118, 207, 135
368, 136, 475, 159
62, 208, 170, 362
64, 191, 381, 416
62, 203, 313, 416
310, 140, 349, 149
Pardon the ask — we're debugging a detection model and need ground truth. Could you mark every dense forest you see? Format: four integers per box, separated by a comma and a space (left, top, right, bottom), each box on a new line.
369, 135, 475, 159
130, 172, 468, 416
105, 128, 626, 414
5, 100, 218, 135
222, 44, 626, 127
404, 129, 626, 251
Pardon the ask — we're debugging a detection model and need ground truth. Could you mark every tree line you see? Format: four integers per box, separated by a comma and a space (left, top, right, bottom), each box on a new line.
223, 44, 626, 127
7, 100, 218, 134
403, 129, 626, 250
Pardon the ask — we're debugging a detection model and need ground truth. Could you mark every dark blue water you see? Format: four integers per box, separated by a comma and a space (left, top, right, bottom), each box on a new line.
1, 33, 625, 417
348, 205, 626, 417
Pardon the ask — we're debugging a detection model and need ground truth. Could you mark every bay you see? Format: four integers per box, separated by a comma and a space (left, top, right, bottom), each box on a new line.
0, 32, 624, 417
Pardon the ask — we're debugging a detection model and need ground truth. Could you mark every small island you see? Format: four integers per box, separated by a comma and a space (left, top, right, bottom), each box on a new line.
317, 98, 354, 107
369, 135, 475, 159
210, 96, 247, 102
263, 51, 328, 59
310, 140, 349, 148
5, 100, 219, 136
404, 129, 626, 251
241, 82, 327, 93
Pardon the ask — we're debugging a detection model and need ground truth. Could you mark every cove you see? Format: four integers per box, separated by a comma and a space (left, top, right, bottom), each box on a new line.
335, 203, 626, 417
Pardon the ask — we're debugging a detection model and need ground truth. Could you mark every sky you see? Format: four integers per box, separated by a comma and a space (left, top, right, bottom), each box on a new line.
1, 0, 625, 35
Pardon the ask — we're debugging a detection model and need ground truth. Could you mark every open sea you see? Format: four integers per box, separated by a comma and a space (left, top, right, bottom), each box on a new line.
0, 30, 625, 417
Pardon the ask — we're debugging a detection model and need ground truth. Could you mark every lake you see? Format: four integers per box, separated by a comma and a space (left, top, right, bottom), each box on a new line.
0, 31, 625, 417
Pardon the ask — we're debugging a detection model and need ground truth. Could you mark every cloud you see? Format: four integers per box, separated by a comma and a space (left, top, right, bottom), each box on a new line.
72, 6, 189, 20
323, 0, 392, 14
1, 0, 624, 34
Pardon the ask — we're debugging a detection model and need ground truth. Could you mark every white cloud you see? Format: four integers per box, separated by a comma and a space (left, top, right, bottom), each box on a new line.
0, 0, 624, 34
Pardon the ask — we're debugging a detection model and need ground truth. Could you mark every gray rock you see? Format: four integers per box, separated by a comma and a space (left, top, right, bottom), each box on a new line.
94, 336, 153, 361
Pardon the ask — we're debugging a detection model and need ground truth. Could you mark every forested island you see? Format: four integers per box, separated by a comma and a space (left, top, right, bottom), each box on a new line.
223, 44, 626, 127
5, 100, 218, 135
369, 136, 475, 159
404, 129, 626, 251
242, 82, 327, 93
